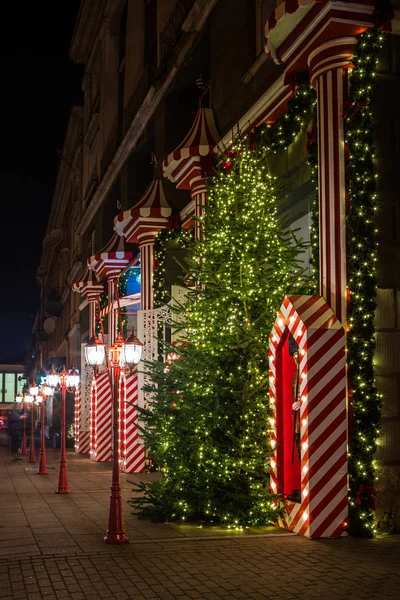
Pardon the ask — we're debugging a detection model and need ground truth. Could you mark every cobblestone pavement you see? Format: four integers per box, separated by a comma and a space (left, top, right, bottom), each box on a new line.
1, 447, 400, 599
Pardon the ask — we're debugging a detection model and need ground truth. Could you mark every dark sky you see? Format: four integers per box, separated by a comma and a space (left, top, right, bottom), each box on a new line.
0, 1, 83, 362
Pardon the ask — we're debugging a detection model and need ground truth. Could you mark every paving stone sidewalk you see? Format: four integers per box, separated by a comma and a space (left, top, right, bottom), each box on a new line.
1, 447, 400, 599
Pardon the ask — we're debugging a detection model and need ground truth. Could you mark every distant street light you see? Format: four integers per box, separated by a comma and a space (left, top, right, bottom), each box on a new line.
24, 392, 36, 463
15, 393, 27, 456
46, 365, 80, 494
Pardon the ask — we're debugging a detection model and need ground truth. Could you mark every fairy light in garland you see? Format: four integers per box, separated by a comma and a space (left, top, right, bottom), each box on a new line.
345, 28, 385, 537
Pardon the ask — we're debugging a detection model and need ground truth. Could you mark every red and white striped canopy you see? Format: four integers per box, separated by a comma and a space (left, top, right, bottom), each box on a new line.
71, 266, 105, 300
163, 108, 218, 189
114, 179, 172, 246
87, 232, 133, 278
264, 0, 323, 59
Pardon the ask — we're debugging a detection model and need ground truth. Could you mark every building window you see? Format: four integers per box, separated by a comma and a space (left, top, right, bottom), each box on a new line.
256, 0, 278, 55
1, 373, 18, 403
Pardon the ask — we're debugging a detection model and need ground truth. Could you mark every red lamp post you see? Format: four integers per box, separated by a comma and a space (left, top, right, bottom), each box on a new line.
16, 393, 27, 455
84, 328, 142, 544
47, 365, 80, 494
37, 385, 53, 475
25, 390, 36, 463
57, 369, 70, 493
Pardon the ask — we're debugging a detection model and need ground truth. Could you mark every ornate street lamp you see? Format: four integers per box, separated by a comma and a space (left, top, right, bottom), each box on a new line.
37, 385, 53, 475
24, 393, 36, 463
16, 393, 27, 456
46, 365, 80, 494
85, 328, 142, 544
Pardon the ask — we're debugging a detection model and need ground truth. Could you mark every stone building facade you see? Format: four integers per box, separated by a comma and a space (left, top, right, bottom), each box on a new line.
33, 1, 400, 531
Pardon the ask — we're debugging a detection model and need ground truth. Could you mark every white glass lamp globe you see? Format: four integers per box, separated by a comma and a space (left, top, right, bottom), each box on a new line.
122, 329, 143, 368
46, 366, 60, 388
67, 368, 80, 388
29, 384, 39, 397
85, 335, 106, 367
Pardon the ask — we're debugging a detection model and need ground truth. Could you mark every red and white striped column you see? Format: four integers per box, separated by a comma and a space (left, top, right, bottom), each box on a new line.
308, 37, 357, 327
139, 240, 155, 311
119, 371, 145, 473
90, 369, 113, 462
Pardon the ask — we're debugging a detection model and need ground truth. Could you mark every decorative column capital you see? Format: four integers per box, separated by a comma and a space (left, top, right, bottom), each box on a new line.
162, 108, 218, 192
114, 179, 172, 246
308, 37, 357, 87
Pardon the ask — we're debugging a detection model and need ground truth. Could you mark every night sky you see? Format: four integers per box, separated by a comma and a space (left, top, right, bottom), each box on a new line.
0, 1, 83, 362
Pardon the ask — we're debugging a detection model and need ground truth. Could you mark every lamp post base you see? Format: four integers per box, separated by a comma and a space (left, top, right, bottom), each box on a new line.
56, 459, 70, 493
37, 451, 48, 475
104, 533, 129, 544
104, 488, 129, 544
27, 444, 36, 463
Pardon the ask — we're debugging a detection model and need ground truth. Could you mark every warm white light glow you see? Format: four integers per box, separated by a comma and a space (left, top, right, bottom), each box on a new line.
302, 442, 308, 450
302, 465, 308, 474
302, 512, 308, 521
43, 386, 53, 397
24, 395, 33, 404
271, 480, 277, 490
15, 393, 23, 403
67, 368, 80, 388
302, 418, 307, 427
302, 488, 308, 497
270, 439, 276, 449
85, 335, 106, 367
270, 459, 276, 469
29, 385, 39, 397
122, 329, 143, 367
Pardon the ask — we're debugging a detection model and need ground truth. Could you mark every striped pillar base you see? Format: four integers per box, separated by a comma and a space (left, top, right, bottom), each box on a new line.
90, 370, 112, 462
74, 384, 91, 454
120, 372, 146, 473
269, 295, 347, 538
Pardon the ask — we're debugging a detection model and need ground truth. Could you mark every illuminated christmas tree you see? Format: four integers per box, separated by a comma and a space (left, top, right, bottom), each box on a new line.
130, 136, 310, 527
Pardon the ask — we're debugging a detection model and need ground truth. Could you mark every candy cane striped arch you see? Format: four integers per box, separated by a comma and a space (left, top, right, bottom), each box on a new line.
269, 294, 347, 538
90, 369, 112, 462
74, 384, 90, 454
119, 371, 145, 473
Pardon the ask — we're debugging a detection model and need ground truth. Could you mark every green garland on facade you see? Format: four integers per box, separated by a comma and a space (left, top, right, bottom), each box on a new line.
153, 227, 193, 308
345, 28, 385, 537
